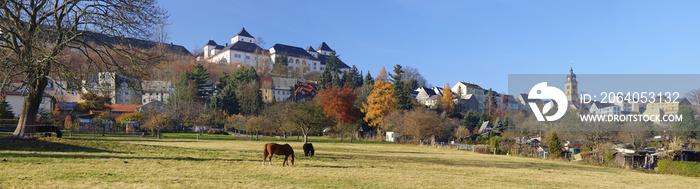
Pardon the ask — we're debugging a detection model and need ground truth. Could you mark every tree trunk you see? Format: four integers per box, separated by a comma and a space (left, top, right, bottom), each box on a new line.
13, 77, 49, 138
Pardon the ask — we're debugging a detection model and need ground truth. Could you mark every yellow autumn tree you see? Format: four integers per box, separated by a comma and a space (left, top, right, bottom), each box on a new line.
362, 66, 397, 130
441, 82, 455, 115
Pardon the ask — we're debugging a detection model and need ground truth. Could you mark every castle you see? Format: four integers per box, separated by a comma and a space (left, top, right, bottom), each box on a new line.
197, 27, 349, 73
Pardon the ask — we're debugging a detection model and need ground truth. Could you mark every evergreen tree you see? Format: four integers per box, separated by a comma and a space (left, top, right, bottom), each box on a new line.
350, 66, 363, 88
0, 101, 14, 119
324, 51, 342, 73
548, 131, 563, 159
272, 53, 289, 76
364, 71, 374, 86
464, 111, 480, 131
405, 79, 419, 92
319, 67, 333, 88
673, 105, 698, 139
341, 69, 352, 86
209, 85, 239, 115
493, 117, 504, 132
188, 63, 212, 98
333, 71, 342, 87
390, 64, 411, 110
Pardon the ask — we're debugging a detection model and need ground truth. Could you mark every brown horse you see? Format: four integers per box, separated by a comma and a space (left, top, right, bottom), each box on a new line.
263, 143, 295, 166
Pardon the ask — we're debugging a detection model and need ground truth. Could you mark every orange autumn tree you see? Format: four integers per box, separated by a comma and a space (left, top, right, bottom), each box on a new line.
441, 82, 455, 116
315, 84, 359, 141
362, 66, 397, 137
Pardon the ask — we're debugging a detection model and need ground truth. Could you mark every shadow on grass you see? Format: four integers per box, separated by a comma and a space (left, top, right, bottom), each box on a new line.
0, 152, 260, 163
0, 137, 117, 153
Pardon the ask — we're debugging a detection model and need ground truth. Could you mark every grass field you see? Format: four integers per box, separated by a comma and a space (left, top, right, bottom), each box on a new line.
1, 132, 698, 188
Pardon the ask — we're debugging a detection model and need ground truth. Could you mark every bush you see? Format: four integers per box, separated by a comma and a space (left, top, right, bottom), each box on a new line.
0, 119, 19, 125
657, 160, 700, 177
207, 129, 228, 135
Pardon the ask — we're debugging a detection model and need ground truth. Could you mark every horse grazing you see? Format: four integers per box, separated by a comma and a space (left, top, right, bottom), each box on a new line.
303, 143, 315, 157
263, 143, 295, 166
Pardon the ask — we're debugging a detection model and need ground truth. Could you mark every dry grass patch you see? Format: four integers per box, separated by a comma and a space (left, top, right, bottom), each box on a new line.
1, 134, 698, 188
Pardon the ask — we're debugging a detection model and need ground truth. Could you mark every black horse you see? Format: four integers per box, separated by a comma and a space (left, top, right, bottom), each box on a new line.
303, 143, 315, 157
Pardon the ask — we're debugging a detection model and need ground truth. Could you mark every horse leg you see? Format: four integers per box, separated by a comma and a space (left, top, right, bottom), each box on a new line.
263, 149, 269, 166
283, 156, 288, 167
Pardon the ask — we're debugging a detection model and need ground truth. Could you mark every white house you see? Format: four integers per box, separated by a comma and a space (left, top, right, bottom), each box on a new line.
588, 102, 621, 115
141, 80, 173, 104
4, 92, 54, 118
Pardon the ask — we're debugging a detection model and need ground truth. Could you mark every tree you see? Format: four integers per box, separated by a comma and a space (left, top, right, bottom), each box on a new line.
349, 66, 363, 88
548, 131, 563, 159
362, 67, 397, 131
236, 81, 263, 116
64, 115, 77, 136
316, 84, 360, 141
286, 101, 333, 144
389, 107, 457, 143
272, 53, 289, 77
209, 85, 239, 115
116, 112, 143, 132
401, 66, 427, 88
673, 105, 698, 139
493, 117, 505, 132
0, 100, 14, 119
324, 51, 342, 73
390, 64, 411, 110
1, 0, 168, 138
75, 93, 112, 112
441, 82, 455, 116
463, 111, 480, 131
364, 71, 374, 86
188, 64, 212, 99
319, 67, 333, 88
142, 114, 174, 139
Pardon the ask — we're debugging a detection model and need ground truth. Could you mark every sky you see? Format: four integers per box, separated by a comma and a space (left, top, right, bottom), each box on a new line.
161, 0, 700, 94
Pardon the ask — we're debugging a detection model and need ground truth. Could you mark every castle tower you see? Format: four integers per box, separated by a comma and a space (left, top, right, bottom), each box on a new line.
565, 66, 578, 102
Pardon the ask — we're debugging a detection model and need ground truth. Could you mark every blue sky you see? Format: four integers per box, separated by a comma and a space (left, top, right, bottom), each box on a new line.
162, 0, 700, 93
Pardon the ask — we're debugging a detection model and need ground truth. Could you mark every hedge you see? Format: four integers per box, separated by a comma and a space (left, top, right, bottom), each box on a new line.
657, 160, 700, 177
0, 119, 19, 125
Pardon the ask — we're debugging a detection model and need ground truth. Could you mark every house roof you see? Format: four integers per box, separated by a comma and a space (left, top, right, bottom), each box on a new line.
294, 83, 317, 94
457, 81, 485, 90
272, 77, 302, 90
271, 44, 319, 60
317, 42, 333, 52
236, 27, 254, 38
318, 53, 350, 68
306, 46, 316, 52
206, 40, 218, 46
222, 41, 263, 53
5, 91, 52, 97
106, 103, 139, 113
259, 77, 272, 83
85, 31, 191, 55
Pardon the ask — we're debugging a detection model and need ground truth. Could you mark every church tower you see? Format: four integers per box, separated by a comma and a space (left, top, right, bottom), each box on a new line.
565, 66, 578, 102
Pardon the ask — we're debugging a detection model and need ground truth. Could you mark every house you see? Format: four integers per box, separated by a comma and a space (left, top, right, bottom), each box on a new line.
414, 87, 442, 108
200, 27, 265, 66
260, 77, 273, 103
497, 94, 520, 110
386, 131, 400, 142
588, 101, 621, 115
135, 100, 173, 115
456, 94, 479, 113
645, 96, 691, 116
452, 81, 486, 109
199, 27, 350, 73
141, 80, 173, 104
82, 72, 142, 104
288, 82, 317, 102
270, 77, 305, 102
477, 121, 491, 133
3, 92, 54, 118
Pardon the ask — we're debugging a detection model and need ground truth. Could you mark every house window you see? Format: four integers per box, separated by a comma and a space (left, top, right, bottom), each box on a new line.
73, 92, 79, 96
41, 98, 45, 104
246, 55, 251, 59
121, 82, 128, 88
118, 91, 123, 95
289, 58, 293, 63
125, 91, 130, 96
303, 60, 306, 65
296, 59, 299, 64
235, 54, 241, 58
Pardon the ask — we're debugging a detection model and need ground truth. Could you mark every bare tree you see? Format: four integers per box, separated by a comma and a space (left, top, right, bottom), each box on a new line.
686, 89, 700, 113
1, 0, 169, 138
401, 66, 428, 87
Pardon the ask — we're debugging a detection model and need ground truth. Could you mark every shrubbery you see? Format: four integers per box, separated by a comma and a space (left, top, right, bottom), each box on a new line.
657, 160, 700, 177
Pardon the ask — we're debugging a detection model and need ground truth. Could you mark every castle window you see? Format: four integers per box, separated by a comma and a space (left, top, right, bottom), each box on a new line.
296, 59, 299, 64
246, 55, 251, 59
